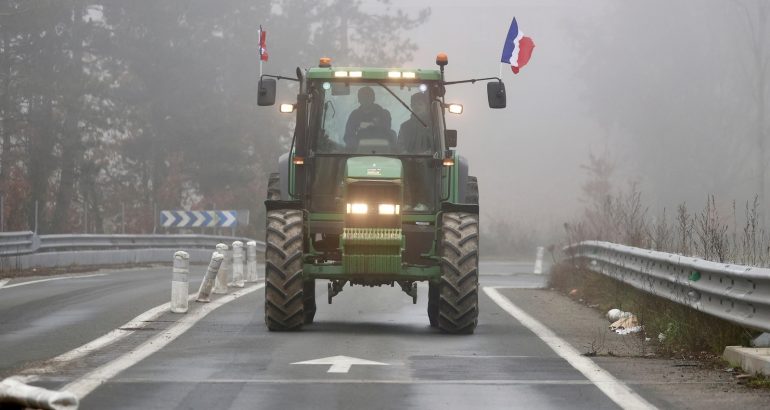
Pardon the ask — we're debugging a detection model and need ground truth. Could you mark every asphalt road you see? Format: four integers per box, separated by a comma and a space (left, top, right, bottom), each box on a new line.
0, 260, 636, 410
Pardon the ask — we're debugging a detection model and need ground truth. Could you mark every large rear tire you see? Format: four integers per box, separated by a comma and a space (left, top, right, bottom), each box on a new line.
438, 212, 479, 334
265, 209, 305, 331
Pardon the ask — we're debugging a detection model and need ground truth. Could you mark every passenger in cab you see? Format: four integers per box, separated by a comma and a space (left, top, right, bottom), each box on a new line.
343, 86, 393, 151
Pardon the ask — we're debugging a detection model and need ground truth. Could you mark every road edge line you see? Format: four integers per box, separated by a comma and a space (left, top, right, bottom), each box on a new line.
483, 286, 657, 410
23, 295, 200, 373
1, 273, 108, 290
61, 283, 264, 400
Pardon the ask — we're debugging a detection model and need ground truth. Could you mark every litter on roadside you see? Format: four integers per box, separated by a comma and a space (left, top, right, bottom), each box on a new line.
606, 308, 632, 322
609, 315, 642, 335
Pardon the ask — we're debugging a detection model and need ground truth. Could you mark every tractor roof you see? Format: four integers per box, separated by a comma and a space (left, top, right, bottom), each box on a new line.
306, 67, 441, 81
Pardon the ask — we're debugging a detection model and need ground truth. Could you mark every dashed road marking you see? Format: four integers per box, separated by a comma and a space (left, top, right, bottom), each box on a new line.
62, 283, 264, 399
484, 286, 657, 410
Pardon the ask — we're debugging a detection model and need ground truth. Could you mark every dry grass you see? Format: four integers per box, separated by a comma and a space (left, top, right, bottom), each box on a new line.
549, 262, 758, 354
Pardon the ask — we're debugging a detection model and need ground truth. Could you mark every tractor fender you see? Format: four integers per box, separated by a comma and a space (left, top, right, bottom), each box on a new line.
457, 155, 470, 204
278, 152, 290, 200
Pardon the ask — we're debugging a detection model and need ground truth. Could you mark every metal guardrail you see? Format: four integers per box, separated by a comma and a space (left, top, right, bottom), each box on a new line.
566, 240, 770, 333
0, 231, 37, 256
0, 232, 264, 270
0, 233, 258, 255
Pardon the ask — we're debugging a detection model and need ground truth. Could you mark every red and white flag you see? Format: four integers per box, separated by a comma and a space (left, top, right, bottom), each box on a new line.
258, 26, 269, 62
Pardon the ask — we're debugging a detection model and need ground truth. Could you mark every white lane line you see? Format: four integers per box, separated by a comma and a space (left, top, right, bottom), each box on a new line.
62, 283, 264, 399
110, 378, 597, 385
483, 287, 657, 410
24, 299, 186, 374
0, 278, 10, 289
1, 273, 108, 290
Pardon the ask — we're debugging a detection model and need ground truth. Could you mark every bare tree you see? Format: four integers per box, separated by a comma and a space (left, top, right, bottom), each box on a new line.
731, 0, 770, 222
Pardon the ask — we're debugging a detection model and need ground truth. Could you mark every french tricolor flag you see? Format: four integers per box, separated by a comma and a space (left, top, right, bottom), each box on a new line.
500, 17, 535, 74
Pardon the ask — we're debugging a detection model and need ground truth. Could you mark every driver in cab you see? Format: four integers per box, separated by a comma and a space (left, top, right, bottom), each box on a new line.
344, 86, 392, 151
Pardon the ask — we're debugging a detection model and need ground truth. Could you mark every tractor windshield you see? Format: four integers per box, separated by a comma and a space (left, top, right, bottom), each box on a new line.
311, 81, 437, 155
307, 79, 441, 213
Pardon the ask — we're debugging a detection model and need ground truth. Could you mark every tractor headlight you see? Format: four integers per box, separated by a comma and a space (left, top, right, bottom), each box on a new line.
346, 203, 368, 214
378, 204, 400, 215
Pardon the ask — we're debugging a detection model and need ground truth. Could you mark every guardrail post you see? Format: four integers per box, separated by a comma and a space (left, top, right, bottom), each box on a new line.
171, 251, 190, 313
231, 241, 245, 288
196, 252, 224, 303
0, 376, 79, 410
534, 246, 544, 274
246, 240, 258, 282
213, 243, 229, 294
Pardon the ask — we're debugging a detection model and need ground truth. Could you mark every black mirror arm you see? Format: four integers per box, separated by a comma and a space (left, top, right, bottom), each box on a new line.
260, 74, 300, 82
442, 76, 502, 86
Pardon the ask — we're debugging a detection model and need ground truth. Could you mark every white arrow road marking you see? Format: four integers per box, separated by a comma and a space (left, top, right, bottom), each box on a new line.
0, 279, 10, 289
292, 355, 389, 374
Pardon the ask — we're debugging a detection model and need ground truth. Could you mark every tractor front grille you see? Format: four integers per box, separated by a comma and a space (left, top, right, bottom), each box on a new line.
341, 228, 402, 274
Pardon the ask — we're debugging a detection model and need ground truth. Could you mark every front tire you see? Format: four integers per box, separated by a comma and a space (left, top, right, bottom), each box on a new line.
303, 280, 317, 324
438, 212, 479, 334
428, 282, 439, 327
265, 209, 305, 331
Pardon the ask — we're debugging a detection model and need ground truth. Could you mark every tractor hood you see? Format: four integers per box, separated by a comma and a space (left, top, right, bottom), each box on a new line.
345, 156, 402, 181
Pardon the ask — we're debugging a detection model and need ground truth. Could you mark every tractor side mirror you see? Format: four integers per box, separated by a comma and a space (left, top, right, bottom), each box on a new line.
445, 129, 457, 148
487, 81, 506, 109
258, 78, 277, 106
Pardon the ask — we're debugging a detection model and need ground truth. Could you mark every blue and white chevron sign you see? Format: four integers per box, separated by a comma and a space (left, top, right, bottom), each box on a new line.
160, 210, 239, 228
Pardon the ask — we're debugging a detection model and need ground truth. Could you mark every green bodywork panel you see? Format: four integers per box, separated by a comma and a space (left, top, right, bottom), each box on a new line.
345, 156, 402, 180
307, 67, 441, 81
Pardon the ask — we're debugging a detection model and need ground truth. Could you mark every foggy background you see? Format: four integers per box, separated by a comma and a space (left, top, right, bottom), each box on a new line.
1, 0, 767, 258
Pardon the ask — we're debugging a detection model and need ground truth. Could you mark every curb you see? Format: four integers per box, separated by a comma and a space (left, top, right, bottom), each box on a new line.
723, 346, 770, 376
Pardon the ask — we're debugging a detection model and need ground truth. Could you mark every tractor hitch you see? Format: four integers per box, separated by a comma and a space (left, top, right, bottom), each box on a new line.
327, 280, 346, 304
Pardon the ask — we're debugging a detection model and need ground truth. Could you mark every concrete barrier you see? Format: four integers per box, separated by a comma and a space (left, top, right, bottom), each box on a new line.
246, 241, 258, 282
231, 241, 245, 288
0, 377, 78, 410
170, 251, 190, 313
213, 243, 229, 294
196, 252, 224, 303
724, 346, 770, 376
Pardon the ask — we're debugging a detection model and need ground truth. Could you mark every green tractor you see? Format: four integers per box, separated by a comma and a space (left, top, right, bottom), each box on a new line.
258, 53, 506, 334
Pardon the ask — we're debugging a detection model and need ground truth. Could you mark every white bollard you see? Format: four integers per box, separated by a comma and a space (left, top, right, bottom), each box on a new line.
533, 246, 544, 274
196, 252, 224, 303
0, 377, 78, 410
213, 243, 230, 294
246, 240, 258, 282
171, 251, 190, 313
231, 241, 245, 288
